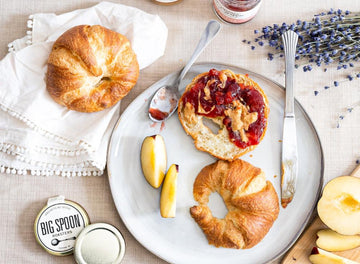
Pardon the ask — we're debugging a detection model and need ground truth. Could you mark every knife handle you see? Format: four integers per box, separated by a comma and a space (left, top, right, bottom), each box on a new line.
282, 30, 298, 116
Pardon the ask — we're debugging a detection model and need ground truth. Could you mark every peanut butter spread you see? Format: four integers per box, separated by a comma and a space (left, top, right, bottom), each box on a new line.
203, 83, 211, 101
224, 100, 258, 142
184, 97, 258, 143
218, 71, 227, 88
179, 69, 267, 150
184, 102, 197, 124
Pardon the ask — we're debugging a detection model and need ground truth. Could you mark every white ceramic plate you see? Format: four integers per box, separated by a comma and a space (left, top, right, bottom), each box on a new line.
107, 63, 324, 264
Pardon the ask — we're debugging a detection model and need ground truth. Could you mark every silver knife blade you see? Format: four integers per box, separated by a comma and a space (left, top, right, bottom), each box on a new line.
281, 30, 298, 208
281, 115, 298, 208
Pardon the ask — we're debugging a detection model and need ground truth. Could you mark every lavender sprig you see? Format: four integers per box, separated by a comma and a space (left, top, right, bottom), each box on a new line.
248, 9, 360, 92
245, 9, 360, 128
335, 101, 360, 128
255, 9, 360, 66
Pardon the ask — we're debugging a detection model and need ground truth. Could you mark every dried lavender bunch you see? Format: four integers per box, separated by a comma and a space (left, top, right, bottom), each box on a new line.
249, 8, 360, 93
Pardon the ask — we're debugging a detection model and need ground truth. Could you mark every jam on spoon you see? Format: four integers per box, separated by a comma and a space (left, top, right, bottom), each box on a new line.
148, 20, 221, 122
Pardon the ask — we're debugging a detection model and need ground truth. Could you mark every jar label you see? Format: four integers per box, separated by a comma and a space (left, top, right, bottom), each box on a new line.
34, 196, 89, 255
213, 0, 261, 24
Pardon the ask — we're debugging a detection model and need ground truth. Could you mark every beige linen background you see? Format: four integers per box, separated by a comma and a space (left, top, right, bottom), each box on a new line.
0, 0, 359, 263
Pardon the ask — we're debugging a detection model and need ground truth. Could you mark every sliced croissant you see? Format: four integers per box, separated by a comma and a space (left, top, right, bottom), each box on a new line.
178, 69, 269, 161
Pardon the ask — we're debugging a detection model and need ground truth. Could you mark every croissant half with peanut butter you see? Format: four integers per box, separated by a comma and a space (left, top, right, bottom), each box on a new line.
190, 159, 279, 249
178, 69, 269, 161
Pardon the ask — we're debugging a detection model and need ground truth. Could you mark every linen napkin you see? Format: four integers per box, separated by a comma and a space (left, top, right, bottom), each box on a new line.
0, 2, 168, 176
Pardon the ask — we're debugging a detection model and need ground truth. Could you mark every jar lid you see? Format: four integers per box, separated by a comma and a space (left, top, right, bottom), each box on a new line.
152, 0, 182, 5
34, 195, 90, 256
74, 223, 125, 264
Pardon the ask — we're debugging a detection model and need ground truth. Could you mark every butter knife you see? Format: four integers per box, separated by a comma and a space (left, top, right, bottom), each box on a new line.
281, 30, 298, 208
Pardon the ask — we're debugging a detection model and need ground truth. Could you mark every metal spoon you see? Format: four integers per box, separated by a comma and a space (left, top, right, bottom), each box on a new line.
148, 20, 221, 122
51, 236, 76, 246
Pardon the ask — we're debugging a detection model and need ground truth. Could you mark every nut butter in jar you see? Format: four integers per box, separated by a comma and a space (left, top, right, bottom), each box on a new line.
213, 0, 262, 24
34, 195, 90, 256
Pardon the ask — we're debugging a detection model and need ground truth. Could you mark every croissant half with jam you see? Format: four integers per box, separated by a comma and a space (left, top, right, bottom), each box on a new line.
178, 69, 269, 161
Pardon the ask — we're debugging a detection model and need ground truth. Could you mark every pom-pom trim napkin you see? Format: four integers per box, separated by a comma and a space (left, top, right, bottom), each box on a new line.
0, 2, 167, 176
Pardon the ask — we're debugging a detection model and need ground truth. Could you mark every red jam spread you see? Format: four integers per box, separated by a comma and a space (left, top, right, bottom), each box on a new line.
181, 69, 266, 149
149, 108, 168, 120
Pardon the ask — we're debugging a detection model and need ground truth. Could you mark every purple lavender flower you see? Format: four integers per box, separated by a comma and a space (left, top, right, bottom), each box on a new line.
248, 9, 360, 95
251, 10, 360, 69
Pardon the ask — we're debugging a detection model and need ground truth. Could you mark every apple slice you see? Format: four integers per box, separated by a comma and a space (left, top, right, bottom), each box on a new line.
160, 164, 178, 218
316, 229, 360, 252
317, 176, 360, 235
140, 135, 167, 188
309, 247, 359, 264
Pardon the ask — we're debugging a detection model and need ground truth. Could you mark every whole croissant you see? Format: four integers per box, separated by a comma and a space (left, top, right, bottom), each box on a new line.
190, 159, 279, 249
46, 25, 139, 112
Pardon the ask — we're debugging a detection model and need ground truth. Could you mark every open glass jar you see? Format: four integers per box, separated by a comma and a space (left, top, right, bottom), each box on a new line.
213, 0, 262, 24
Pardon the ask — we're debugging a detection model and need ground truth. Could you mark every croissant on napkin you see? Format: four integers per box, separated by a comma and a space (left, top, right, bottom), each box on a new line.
46, 25, 139, 113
